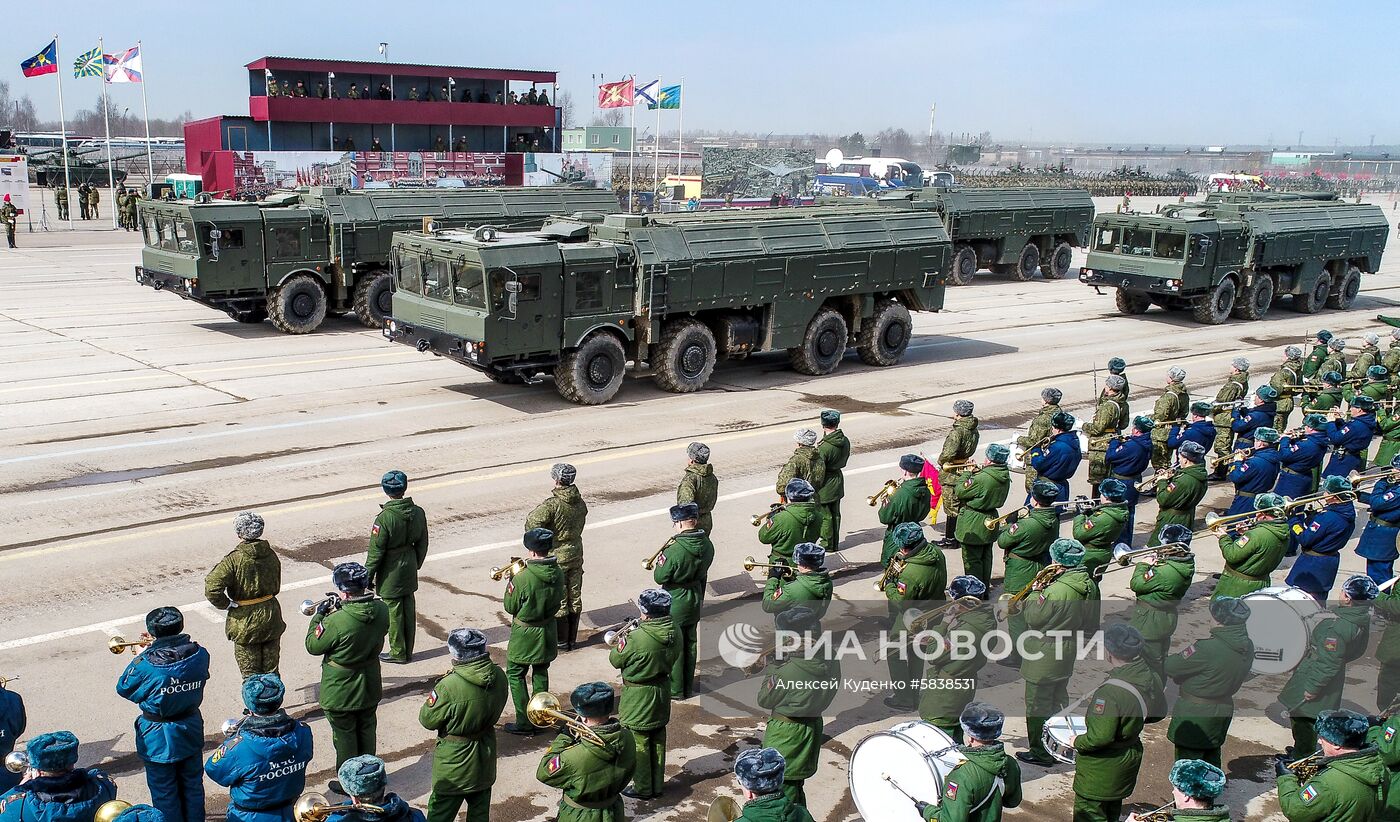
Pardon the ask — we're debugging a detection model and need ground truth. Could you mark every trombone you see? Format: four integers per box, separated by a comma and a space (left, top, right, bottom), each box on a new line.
1104, 542, 1190, 570
108, 635, 153, 655
526, 692, 606, 746
902, 596, 983, 633
940, 459, 978, 473
873, 557, 907, 592
1136, 467, 1179, 493
743, 556, 795, 580
1348, 466, 1400, 489
642, 538, 676, 571
490, 557, 527, 582
751, 503, 786, 527
984, 498, 1079, 529
867, 479, 899, 507
0, 675, 16, 690
293, 793, 384, 822
603, 618, 639, 647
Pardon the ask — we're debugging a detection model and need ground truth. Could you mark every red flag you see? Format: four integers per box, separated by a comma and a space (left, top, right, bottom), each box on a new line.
598, 79, 634, 109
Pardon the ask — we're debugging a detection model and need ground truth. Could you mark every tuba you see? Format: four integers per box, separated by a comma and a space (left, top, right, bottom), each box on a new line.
526, 692, 606, 747
108, 635, 153, 655
867, 480, 899, 507
95, 801, 133, 822
490, 557, 528, 582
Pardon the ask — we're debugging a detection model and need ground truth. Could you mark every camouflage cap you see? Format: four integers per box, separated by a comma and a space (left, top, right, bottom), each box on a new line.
234, 511, 265, 540
1343, 574, 1379, 601
1328, 337, 1346, 351
1041, 387, 1063, 403
1232, 357, 1250, 372
1105, 374, 1126, 391
1365, 332, 1380, 345
1167, 367, 1186, 383
1284, 345, 1302, 359
551, 463, 577, 485
949, 575, 987, 600
794, 428, 818, 447
686, 442, 711, 464
1315, 709, 1370, 749
784, 478, 815, 501
953, 399, 974, 416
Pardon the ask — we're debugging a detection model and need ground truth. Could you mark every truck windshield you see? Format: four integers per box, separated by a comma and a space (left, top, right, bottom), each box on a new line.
1093, 227, 1119, 252
423, 259, 453, 302
453, 263, 486, 309
395, 252, 422, 293
1153, 232, 1186, 259
1120, 228, 1154, 256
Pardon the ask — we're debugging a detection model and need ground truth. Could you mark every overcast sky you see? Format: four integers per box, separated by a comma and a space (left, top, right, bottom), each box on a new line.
4, 0, 1397, 147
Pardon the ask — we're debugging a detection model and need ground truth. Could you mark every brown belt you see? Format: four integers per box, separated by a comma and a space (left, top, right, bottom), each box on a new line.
235, 594, 276, 607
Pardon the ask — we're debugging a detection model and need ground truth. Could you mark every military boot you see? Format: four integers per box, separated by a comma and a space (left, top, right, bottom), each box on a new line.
567, 613, 582, 649
938, 515, 958, 548
557, 616, 573, 651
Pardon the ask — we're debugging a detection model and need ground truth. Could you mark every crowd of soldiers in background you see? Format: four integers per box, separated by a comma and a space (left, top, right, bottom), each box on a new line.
44, 183, 142, 229
264, 76, 551, 107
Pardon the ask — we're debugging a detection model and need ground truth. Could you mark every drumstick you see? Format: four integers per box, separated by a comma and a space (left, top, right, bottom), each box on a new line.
882, 774, 923, 805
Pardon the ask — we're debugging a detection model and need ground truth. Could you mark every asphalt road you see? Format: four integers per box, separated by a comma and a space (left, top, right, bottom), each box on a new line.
3, 197, 1399, 821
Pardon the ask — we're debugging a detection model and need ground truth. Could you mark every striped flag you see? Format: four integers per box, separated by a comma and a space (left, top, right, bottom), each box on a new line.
20, 40, 58, 78
73, 46, 104, 78
104, 45, 143, 83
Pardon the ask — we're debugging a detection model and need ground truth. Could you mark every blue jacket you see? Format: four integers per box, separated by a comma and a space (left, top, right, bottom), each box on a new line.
1291, 502, 1357, 557
1358, 479, 1400, 561
205, 713, 313, 822
0, 770, 117, 822
1325, 415, 1378, 457
325, 794, 423, 822
1279, 433, 1328, 474
1030, 432, 1081, 482
1228, 448, 1282, 495
116, 634, 210, 764
0, 691, 25, 794
1167, 420, 1216, 453
1106, 434, 1153, 478
1231, 403, 1277, 448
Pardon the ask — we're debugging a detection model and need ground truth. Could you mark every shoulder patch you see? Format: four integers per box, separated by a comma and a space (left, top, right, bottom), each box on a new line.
211, 734, 242, 763
963, 478, 973, 488
1324, 636, 1338, 652
1144, 568, 1156, 580
1038, 592, 1048, 605
617, 636, 627, 652
656, 552, 667, 566
1008, 523, 1020, 535
506, 580, 515, 595
1167, 482, 1178, 492
315, 622, 325, 639
1083, 518, 1095, 531
896, 580, 907, 595
771, 586, 783, 600
1385, 726, 1396, 742
1237, 535, 1250, 548
1239, 462, 1250, 472
1182, 643, 1197, 659
547, 754, 562, 774
426, 690, 438, 707
1301, 784, 1318, 803
1092, 697, 1107, 715
945, 781, 959, 800
1293, 524, 1305, 535
371, 523, 381, 536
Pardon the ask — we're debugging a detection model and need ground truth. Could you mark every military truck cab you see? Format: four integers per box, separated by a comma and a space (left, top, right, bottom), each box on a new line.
135, 199, 275, 324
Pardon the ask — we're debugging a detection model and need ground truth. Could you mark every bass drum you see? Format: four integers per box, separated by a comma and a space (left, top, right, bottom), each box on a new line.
850, 721, 964, 820
1043, 714, 1087, 764
1242, 585, 1321, 675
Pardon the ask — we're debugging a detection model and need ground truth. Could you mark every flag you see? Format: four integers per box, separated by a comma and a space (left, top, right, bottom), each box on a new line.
635, 79, 660, 109
598, 79, 633, 109
20, 40, 58, 78
105, 46, 143, 83
657, 84, 682, 110
73, 46, 104, 78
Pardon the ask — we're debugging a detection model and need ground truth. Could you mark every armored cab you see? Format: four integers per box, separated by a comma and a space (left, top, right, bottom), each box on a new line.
134, 186, 618, 333
1080, 200, 1388, 324
384, 208, 951, 404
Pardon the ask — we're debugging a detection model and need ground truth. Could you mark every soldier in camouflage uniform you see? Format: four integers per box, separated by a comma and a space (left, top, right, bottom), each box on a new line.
305, 562, 389, 771
1273, 346, 1305, 432
1085, 375, 1127, 500
954, 444, 1011, 586
610, 589, 679, 800
880, 456, 933, 566
86, 185, 100, 220
365, 471, 428, 664
1302, 330, 1333, 379
1211, 358, 1251, 475
535, 682, 636, 822
1107, 357, 1131, 425
1317, 338, 1348, 393
1275, 709, 1386, 822
419, 628, 508, 822
732, 748, 814, 822
204, 511, 285, 677
675, 443, 718, 535
913, 703, 1022, 822
757, 606, 839, 807
1347, 333, 1382, 386
1164, 597, 1253, 769
1384, 329, 1400, 388
1018, 388, 1063, 492
652, 503, 714, 699
938, 400, 980, 548
776, 429, 825, 500
1153, 368, 1191, 471
815, 410, 849, 549
121, 189, 139, 232
1071, 624, 1162, 822
526, 463, 588, 650
54, 183, 68, 221
762, 542, 832, 619
504, 529, 566, 736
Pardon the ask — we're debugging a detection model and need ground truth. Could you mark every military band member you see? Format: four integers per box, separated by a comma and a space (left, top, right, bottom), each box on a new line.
998, 480, 1063, 665
938, 400, 981, 547
1086, 375, 1127, 500
1302, 331, 1333, 379
1148, 441, 1209, 547
653, 503, 714, 699
1347, 333, 1383, 386
1107, 417, 1153, 542
1385, 328, 1400, 382
776, 429, 826, 499
1017, 539, 1095, 767
306, 562, 388, 772
1224, 426, 1282, 516
116, 607, 210, 822
505, 529, 565, 736
205, 511, 285, 677
1280, 576, 1377, 758
1166, 402, 1218, 460
732, 748, 813, 822
1376, 402, 1400, 470
1277, 414, 1330, 498
1020, 387, 1064, 490
1129, 523, 1196, 678
329, 757, 424, 822
1210, 359, 1251, 469
1274, 346, 1306, 432
204, 674, 313, 822
535, 682, 636, 822
1071, 623, 1160, 822
880, 456, 933, 567
1107, 357, 1131, 426
1306, 371, 1346, 415
1125, 759, 1229, 822
610, 589, 679, 800
676, 443, 718, 536
526, 463, 588, 651
419, 629, 507, 822
912, 703, 1023, 822
815, 410, 849, 549
1322, 396, 1379, 481
1350, 365, 1392, 406
1365, 694, 1400, 819
757, 606, 839, 807
1378, 584, 1400, 711
0, 733, 116, 822
1029, 412, 1082, 503
760, 479, 822, 566
1213, 493, 1290, 599
1357, 454, 1400, 586
366, 470, 427, 664
1074, 480, 1128, 577
1286, 476, 1358, 601
1275, 709, 1385, 821
1153, 368, 1191, 471
954, 444, 1011, 586
917, 577, 995, 742
762, 542, 832, 619
1232, 385, 1279, 450
884, 522, 947, 709
1318, 337, 1348, 389
1165, 597, 1253, 769
0, 678, 23, 795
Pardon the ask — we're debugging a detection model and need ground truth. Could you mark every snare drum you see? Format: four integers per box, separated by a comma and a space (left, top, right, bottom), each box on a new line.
850, 721, 964, 821
1242, 585, 1321, 675
1042, 714, 1086, 764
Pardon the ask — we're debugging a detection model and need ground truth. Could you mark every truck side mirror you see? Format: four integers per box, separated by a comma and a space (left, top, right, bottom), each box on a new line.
505, 280, 521, 316
1192, 236, 1211, 260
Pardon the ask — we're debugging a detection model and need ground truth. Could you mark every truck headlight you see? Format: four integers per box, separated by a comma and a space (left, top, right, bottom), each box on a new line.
388, 320, 398, 333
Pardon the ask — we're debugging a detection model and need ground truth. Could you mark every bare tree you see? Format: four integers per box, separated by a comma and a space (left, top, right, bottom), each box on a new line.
0, 81, 40, 131
590, 108, 625, 128
557, 89, 576, 129
873, 127, 916, 158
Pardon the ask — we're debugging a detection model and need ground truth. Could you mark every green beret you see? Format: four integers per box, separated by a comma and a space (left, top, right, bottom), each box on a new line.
1049, 538, 1085, 567
1169, 759, 1226, 800
985, 443, 1010, 464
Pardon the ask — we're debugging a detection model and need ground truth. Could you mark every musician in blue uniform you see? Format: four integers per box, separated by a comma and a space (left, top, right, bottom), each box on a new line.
1285, 475, 1358, 602
1276, 414, 1329, 499
1028, 412, 1080, 503
327, 756, 424, 822
0, 680, 24, 794
0, 732, 116, 822
115, 607, 210, 822
204, 674, 314, 822
1106, 416, 1154, 543
1356, 454, 1400, 586
1223, 428, 1282, 517
1321, 395, 1378, 480
1231, 386, 1279, 450
1166, 402, 1217, 458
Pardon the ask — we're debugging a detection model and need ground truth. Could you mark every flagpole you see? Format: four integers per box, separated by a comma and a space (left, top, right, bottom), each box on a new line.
54, 35, 73, 228
652, 77, 661, 201
138, 41, 154, 184
627, 75, 636, 213
677, 76, 684, 186
99, 37, 117, 229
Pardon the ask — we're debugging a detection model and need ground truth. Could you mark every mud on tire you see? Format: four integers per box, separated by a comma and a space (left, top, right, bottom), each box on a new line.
788, 308, 849, 376
653, 318, 717, 393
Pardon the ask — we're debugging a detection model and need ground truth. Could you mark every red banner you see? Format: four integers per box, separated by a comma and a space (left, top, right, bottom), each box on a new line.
598, 79, 634, 109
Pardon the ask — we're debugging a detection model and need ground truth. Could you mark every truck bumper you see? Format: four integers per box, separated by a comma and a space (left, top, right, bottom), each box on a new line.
135, 266, 263, 315
1078, 266, 1190, 296
382, 318, 556, 379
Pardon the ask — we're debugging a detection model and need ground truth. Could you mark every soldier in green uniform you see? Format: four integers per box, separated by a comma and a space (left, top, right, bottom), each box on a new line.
526, 463, 588, 650
1274, 346, 1306, 432
731, 748, 814, 822
1366, 698, 1400, 822
1358, 365, 1394, 405
1303, 331, 1333, 379
204, 511, 285, 677
998, 480, 1062, 665
1017, 539, 1096, 767
776, 429, 826, 499
1019, 388, 1064, 491
1213, 493, 1289, 599
1378, 583, 1400, 712
954, 444, 1012, 587
1071, 623, 1162, 822
1307, 371, 1346, 415
916, 577, 996, 742
122, 189, 139, 232
762, 543, 832, 619
1280, 575, 1378, 758
1211, 358, 1251, 474
1165, 597, 1253, 769
304, 562, 389, 774
1376, 408, 1400, 472
1348, 333, 1383, 386
652, 503, 714, 700
1276, 709, 1386, 821
880, 456, 933, 566
938, 400, 980, 548
884, 522, 947, 709
610, 589, 679, 800
1127, 759, 1229, 822
54, 183, 69, 221
815, 410, 849, 549
1129, 523, 1196, 678
759, 479, 822, 566
757, 606, 839, 807
504, 528, 566, 735
419, 628, 508, 822
1, 195, 16, 249
365, 471, 427, 664
676, 443, 718, 536
536, 682, 636, 822
1148, 441, 1209, 546
1073, 480, 1129, 577
911, 703, 1022, 822
1085, 376, 1127, 500
331, 756, 423, 822
1154, 368, 1191, 471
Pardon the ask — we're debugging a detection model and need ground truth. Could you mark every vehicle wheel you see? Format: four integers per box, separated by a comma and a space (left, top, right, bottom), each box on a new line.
1326, 266, 1362, 310
554, 332, 626, 405
229, 306, 268, 324
268, 275, 328, 334
1232, 275, 1274, 320
1191, 278, 1236, 324
1012, 243, 1040, 281
1042, 241, 1074, 280
1291, 277, 1330, 314
1115, 289, 1151, 315
353, 270, 394, 328
949, 245, 978, 286
653, 318, 717, 393
788, 307, 849, 376
857, 300, 913, 366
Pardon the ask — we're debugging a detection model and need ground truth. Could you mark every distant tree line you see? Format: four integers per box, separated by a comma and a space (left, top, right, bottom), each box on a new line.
2, 81, 187, 137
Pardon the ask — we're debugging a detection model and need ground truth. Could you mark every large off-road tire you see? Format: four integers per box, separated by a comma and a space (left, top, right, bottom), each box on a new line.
1042, 241, 1074, 280
1115, 289, 1151, 315
1326, 266, 1362, 310
353, 270, 394, 328
229, 305, 268, 324
857, 300, 912, 366
653, 318, 717, 393
788, 308, 848, 376
1191, 278, 1236, 325
1291, 276, 1330, 314
554, 332, 626, 405
949, 245, 978, 286
1231, 275, 1274, 320
1011, 242, 1040, 281
268, 275, 328, 334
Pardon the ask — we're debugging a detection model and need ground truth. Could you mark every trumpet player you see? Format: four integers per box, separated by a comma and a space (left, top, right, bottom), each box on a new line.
1028, 412, 1081, 504
204, 674, 313, 822
1223, 427, 1282, 517
730, 748, 811, 822
816, 410, 849, 550
760, 479, 821, 567
1231, 385, 1279, 453
951, 443, 1011, 587
1107, 417, 1154, 542
1147, 441, 1209, 548
609, 589, 679, 800
418, 629, 506, 822
504, 529, 565, 737
1321, 394, 1378, 483
1277, 414, 1330, 499
757, 606, 839, 807
912, 703, 1023, 822
1165, 402, 1218, 461
652, 503, 714, 700
1124, 759, 1229, 822
776, 429, 826, 501
1209, 358, 1251, 475
675, 442, 718, 536
1280, 576, 1377, 760
204, 511, 285, 678
526, 463, 587, 652
365, 470, 427, 666
1301, 330, 1333, 379
1351, 364, 1392, 406
534, 683, 636, 822
1152, 368, 1191, 472
115, 607, 210, 822
1275, 709, 1384, 821
1165, 598, 1254, 769
1074, 480, 1130, 577
1019, 387, 1064, 491
916, 577, 995, 742
305, 562, 388, 773
883, 522, 947, 711
998, 480, 1063, 666
0, 675, 24, 795
1356, 453, 1400, 585
1071, 624, 1161, 822
1213, 493, 1290, 599
1303, 370, 1345, 415
326, 756, 423, 822
1346, 332, 1383, 388
1085, 375, 1127, 501
762, 543, 832, 619
1285, 476, 1358, 601
936, 400, 980, 547
1272, 346, 1305, 432
878, 456, 933, 567
1380, 585, 1400, 713
1128, 524, 1196, 679
0, 733, 116, 822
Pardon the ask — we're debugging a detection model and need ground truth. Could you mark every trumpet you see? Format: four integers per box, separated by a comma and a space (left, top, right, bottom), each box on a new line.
984, 499, 1079, 530
873, 557, 907, 592
490, 556, 527, 581
642, 538, 676, 571
1105, 541, 1190, 570
1014, 435, 1051, 461
299, 593, 341, 617
1285, 751, 1326, 783
941, 459, 978, 473
751, 503, 786, 527
526, 692, 606, 747
1203, 509, 1265, 533
108, 635, 153, 655
902, 596, 983, 632
95, 801, 133, 822
4, 751, 27, 774
604, 618, 640, 647
293, 793, 384, 822
995, 564, 1066, 619
221, 713, 249, 737
867, 480, 899, 507
743, 556, 795, 580
1207, 444, 1258, 471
